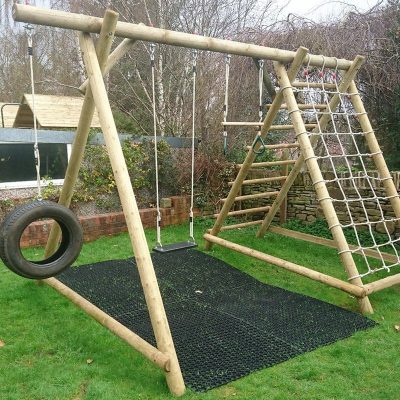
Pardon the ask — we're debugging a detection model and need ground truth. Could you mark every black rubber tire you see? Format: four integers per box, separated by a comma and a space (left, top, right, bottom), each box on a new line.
0, 200, 83, 279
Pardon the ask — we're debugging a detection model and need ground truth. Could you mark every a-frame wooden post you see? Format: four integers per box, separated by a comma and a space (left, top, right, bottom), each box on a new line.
348, 81, 400, 220
272, 61, 373, 314
256, 56, 365, 238
204, 46, 309, 250
79, 32, 185, 396
44, 10, 121, 257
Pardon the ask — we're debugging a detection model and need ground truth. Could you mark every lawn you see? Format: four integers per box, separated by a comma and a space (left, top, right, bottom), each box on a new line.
0, 219, 399, 400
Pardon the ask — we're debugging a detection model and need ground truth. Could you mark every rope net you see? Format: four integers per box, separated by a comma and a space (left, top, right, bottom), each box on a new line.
290, 61, 400, 279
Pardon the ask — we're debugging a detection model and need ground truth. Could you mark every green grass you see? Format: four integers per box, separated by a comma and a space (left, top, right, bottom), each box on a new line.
0, 219, 399, 400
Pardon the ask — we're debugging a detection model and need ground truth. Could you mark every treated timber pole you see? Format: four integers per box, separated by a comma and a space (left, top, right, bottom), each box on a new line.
45, 278, 170, 371
363, 273, 400, 295
12, 4, 353, 69
348, 81, 400, 221
44, 10, 119, 258
204, 234, 366, 298
204, 47, 309, 251
79, 32, 185, 396
279, 149, 289, 224
273, 61, 372, 314
257, 56, 366, 238
79, 37, 137, 93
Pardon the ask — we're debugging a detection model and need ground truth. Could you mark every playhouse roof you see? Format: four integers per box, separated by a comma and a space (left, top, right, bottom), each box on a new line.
12, 94, 101, 129
0, 103, 20, 128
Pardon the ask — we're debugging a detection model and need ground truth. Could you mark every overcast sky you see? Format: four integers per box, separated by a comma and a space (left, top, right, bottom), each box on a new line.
279, 0, 385, 20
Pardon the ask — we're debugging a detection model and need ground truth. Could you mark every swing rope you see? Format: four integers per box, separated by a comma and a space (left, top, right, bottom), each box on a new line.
26, 24, 42, 200
222, 54, 231, 155
151, 45, 198, 252
189, 49, 198, 244
251, 59, 266, 155
150, 43, 162, 248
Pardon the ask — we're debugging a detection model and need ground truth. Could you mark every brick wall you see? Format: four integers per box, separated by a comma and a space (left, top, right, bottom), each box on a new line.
242, 170, 400, 233
20, 195, 193, 248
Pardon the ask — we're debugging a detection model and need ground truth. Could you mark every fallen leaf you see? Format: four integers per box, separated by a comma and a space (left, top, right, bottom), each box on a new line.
394, 325, 400, 333
0, 339, 4, 348
86, 359, 94, 365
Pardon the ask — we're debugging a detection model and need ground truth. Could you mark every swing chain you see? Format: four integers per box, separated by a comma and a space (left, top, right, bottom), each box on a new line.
192, 49, 198, 72
149, 43, 156, 64
252, 59, 266, 156
223, 54, 231, 155
25, 23, 42, 200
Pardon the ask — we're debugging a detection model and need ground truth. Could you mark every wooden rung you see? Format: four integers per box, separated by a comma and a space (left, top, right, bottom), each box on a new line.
221, 191, 279, 202
228, 176, 287, 186
292, 81, 337, 89
236, 160, 296, 168
222, 122, 317, 130
246, 143, 300, 150
208, 220, 264, 232
213, 206, 271, 218
266, 103, 328, 110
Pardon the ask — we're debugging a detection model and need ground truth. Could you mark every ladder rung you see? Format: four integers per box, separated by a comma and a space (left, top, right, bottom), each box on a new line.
222, 122, 316, 130
266, 103, 328, 110
213, 206, 270, 218
208, 220, 264, 232
228, 176, 287, 186
246, 143, 300, 150
292, 81, 337, 89
221, 191, 279, 202
236, 160, 296, 168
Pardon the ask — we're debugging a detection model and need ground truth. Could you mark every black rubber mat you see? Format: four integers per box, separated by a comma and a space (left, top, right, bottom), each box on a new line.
58, 250, 376, 392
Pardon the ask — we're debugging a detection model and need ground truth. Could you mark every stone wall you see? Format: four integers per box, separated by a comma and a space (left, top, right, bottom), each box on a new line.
242, 170, 400, 233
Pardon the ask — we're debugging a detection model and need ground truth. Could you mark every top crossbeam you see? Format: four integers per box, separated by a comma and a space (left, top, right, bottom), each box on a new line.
13, 4, 353, 70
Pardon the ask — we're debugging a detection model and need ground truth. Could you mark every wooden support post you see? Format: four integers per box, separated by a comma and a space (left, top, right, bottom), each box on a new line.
45, 278, 170, 371
203, 234, 366, 298
44, 10, 119, 258
272, 61, 372, 314
79, 33, 185, 396
257, 56, 365, 238
13, 3, 353, 69
280, 149, 289, 224
204, 46, 309, 251
79, 37, 137, 93
348, 81, 400, 221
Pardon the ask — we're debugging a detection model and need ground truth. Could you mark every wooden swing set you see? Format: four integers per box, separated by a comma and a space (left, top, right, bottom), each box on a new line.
9, 3, 400, 396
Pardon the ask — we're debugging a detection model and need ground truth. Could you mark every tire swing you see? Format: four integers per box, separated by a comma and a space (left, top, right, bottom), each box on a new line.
0, 25, 83, 279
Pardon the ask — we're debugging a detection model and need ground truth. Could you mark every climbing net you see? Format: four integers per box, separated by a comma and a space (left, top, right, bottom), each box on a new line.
291, 59, 400, 279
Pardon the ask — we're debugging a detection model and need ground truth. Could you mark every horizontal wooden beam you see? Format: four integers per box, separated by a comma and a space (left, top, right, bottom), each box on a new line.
208, 220, 263, 232
269, 226, 399, 264
45, 277, 170, 371
364, 273, 400, 295
221, 191, 279, 202
292, 81, 337, 89
246, 143, 300, 150
266, 104, 328, 110
228, 176, 287, 186
237, 160, 296, 168
13, 4, 353, 69
213, 206, 270, 218
223, 122, 316, 130
203, 234, 366, 297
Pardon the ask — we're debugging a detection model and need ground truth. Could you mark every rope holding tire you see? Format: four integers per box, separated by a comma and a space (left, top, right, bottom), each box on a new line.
0, 200, 83, 279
